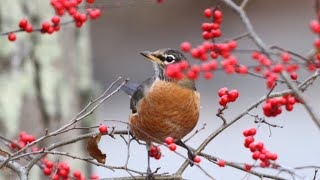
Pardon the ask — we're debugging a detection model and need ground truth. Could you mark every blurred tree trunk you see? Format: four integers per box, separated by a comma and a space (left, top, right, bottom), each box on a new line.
0, 1, 94, 179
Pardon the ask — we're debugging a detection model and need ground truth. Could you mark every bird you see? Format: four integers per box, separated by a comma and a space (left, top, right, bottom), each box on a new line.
121, 48, 200, 178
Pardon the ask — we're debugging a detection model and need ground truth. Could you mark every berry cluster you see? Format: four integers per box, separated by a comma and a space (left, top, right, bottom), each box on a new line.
218, 87, 239, 106
10, 131, 35, 149
251, 52, 299, 88
7, 0, 101, 41
309, 20, 320, 69
243, 128, 278, 168
43, 160, 99, 179
262, 95, 301, 117
165, 8, 249, 80
149, 145, 162, 160
9, 131, 99, 179
165, 137, 177, 151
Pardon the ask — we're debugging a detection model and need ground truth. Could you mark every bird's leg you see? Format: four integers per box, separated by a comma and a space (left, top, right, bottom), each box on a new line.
176, 140, 196, 166
146, 143, 153, 180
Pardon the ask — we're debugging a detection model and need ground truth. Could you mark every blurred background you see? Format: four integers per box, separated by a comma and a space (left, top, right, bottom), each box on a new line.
1, 0, 320, 179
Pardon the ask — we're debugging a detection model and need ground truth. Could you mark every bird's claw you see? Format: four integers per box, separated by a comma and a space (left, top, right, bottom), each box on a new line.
188, 151, 196, 166
145, 167, 154, 180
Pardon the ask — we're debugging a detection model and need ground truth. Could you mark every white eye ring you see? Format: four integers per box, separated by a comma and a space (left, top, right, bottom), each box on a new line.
164, 54, 176, 64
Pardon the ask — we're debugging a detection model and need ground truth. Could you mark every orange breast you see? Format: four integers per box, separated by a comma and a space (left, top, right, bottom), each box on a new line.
129, 80, 200, 143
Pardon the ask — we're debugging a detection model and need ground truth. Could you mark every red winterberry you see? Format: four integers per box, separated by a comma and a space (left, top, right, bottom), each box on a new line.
204, 72, 213, 79
217, 160, 225, 167
281, 52, 290, 62
290, 72, 298, 80
245, 164, 252, 171
228, 89, 239, 102
180, 42, 191, 52
214, 10, 223, 19
19, 18, 28, 29
218, 87, 228, 97
8, 33, 16, 42
193, 156, 201, 163
51, 16, 61, 24
43, 167, 52, 176
168, 143, 177, 151
154, 153, 161, 160
219, 94, 229, 106
98, 124, 108, 134
165, 137, 174, 145
204, 8, 213, 18
73, 170, 82, 178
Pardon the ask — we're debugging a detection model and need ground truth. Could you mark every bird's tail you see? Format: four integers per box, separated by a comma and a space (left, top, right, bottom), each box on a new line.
120, 81, 139, 96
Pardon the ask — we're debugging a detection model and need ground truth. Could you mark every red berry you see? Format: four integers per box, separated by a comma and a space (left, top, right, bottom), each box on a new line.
165, 137, 174, 145
256, 142, 264, 151
91, 174, 100, 179
73, 170, 82, 178
243, 129, 249, 137
314, 39, 320, 48
191, 48, 200, 58
290, 72, 298, 80
228, 90, 239, 102
43, 167, 52, 176
8, 33, 16, 42
45, 161, 54, 168
98, 124, 108, 134
10, 142, 17, 149
310, 20, 320, 33
245, 136, 254, 145
47, 27, 55, 34
252, 151, 260, 160
181, 42, 191, 52
245, 164, 252, 171
187, 70, 198, 80
259, 153, 267, 161
168, 143, 177, 151
25, 24, 33, 33
154, 153, 161, 160
51, 16, 61, 24
272, 64, 283, 73
204, 72, 213, 79
53, 174, 59, 180
249, 143, 257, 152
87, 0, 95, 3
248, 128, 256, 136
228, 40, 237, 49
193, 156, 201, 163
191, 64, 201, 73
204, 8, 213, 18
42, 22, 51, 31
219, 94, 229, 106
218, 87, 228, 97
281, 52, 290, 62
214, 10, 223, 19
19, 18, 28, 29
59, 169, 68, 177
217, 160, 225, 167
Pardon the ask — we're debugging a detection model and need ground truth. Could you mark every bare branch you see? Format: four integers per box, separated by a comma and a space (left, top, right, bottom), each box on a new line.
0, 156, 27, 180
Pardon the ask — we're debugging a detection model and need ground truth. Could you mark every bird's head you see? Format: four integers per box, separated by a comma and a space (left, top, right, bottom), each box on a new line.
140, 48, 196, 90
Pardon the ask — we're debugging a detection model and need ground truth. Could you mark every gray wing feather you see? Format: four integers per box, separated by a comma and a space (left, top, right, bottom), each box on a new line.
130, 77, 155, 113
120, 81, 140, 96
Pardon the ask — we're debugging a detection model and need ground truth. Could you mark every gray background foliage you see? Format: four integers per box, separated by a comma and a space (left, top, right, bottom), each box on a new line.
90, 0, 320, 179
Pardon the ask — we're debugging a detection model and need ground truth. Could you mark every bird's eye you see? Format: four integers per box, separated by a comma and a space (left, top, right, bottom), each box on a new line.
164, 55, 175, 64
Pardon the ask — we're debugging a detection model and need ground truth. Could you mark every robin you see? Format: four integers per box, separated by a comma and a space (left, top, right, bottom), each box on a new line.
121, 48, 200, 178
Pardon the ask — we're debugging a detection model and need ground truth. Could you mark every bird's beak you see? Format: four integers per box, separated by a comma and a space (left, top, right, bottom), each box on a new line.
140, 51, 163, 65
